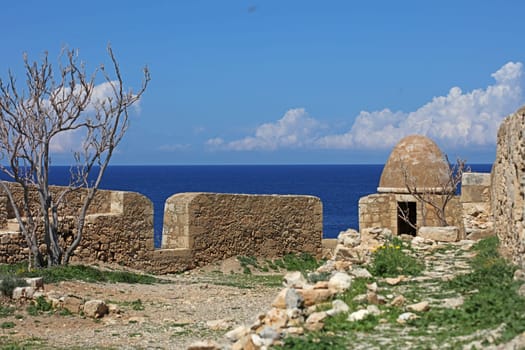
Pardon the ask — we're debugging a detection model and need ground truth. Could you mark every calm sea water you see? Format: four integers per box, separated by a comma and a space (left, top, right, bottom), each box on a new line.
36, 164, 492, 247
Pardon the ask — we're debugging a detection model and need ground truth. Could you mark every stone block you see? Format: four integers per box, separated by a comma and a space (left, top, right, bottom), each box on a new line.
418, 226, 459, 242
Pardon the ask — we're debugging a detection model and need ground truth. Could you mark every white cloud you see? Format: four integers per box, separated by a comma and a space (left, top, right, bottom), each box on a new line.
319, 61, 523, 149
208, 61, 524, 151
49, 81, 142, 154
212, 108, 322, 151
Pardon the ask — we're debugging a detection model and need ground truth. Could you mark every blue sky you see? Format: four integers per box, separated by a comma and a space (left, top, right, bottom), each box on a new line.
2, 0, 525, 165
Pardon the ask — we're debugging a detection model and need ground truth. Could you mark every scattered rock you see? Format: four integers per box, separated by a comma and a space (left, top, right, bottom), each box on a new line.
283, 326, 304, 335
337, 228, 361, 247
366, 282, 378, 292
390, 295, 406, 307
418, 226, 459, 242
258, 326, 280, 342
225, 325, 251, 342
305, 311, 327, 324
283, 271, 308, 289
83, 300, 108, 318
327, 272, 352, 293
296, 288, 333, 306
367, 291, 386, 305
514, 269, 525, 282
385, 276, 405, 286
272, 288, 303, 309
326, 299, 350, 316
25, 277, 44, 290
264, 307, 288, 329
407, 301, 430, 313
348, 309, 370, 322
61, 295, 83, 314
397, 312, 418, 323
366, 305, 381, 316
350, 267, 372, 279
12, 286, 35, 300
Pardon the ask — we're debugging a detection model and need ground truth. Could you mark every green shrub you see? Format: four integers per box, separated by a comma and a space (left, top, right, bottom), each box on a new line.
0, 276, 28, 298
274, 332, 348, 350
369, 237, 423, 277
27, 296, 52, 316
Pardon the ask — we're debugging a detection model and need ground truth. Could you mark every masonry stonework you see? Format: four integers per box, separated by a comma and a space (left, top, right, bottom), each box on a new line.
492, 106, 525, 268
0, 184, 323, 274
162, 193, 323, 267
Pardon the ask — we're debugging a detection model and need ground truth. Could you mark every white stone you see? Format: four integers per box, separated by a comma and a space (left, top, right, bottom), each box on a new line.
83, 300, 108, 318
12, 286, 35, 300
225, 325, 250, 342
328, 272, 352, 293
350, 267, 372, 279
397, 312, 418, 323
326, 299, 350, 316
283, 271, 308, 289
206, 318, 232, 331
366, 305, 381, 316
25, 277, 44, 290
337, 228, 361, 247
418, 226, 459, 242
347, 309, 370, 322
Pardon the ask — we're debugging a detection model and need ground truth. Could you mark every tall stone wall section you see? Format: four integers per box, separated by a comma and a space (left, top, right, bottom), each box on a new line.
162, 193, 323, 267
460, 172, 493, 240
492, 106, 525, 268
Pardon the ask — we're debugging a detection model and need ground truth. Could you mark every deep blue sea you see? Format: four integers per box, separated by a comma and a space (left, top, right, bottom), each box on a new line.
36, 164, 492, 247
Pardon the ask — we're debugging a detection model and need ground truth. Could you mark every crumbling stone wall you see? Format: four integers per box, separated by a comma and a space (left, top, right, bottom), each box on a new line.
461, 172, 493, 240
0, 185, 324, 274
492, 106, 525, 268
162, 193, 323, 266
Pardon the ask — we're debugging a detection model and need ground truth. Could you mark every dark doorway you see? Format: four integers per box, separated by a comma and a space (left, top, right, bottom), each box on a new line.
397, 202, 417, 236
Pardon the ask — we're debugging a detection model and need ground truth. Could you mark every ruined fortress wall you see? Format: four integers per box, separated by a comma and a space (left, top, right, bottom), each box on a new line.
0, 185, 324, 274
492, 107, 525, 268
162, 193, 323, 267
0, 187, 154, 269
460, 173, 493, 240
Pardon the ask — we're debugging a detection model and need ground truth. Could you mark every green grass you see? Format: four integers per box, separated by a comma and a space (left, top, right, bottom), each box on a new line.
0, 262, 158, 285
273, 332, 348, 350
26, 296, 52, 316
277, 236, 525, 349
0, 305, 15, 318
237, 253, 322, 275
201, 271, 283, 289
368, 237, 423, 277
410, 236, 525, 343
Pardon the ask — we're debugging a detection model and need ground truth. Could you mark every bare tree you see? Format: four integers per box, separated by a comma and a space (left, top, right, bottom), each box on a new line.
0, 46, 150, 268
399, 156, 469, 228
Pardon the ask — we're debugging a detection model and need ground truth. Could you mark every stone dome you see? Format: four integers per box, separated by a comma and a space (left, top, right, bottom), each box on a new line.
378, 135, 450, 193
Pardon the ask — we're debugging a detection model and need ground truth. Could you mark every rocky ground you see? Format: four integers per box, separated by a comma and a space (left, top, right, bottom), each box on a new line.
0, 259, 282, 349
1, 232, 525, 349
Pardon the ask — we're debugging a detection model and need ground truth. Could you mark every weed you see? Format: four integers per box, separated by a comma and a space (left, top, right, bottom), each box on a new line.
130, 299, 144, 311
274, 332, 348, 350
410, 236, 525, 344
27, 296, 52, 316
0, 276, 28, 298
0, 262, 158, 285
369, 237, 423, 277
0, 321, 15, 329
0, 305, 14, 318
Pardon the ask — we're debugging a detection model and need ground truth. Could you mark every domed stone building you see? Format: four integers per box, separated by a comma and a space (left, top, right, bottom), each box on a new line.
359, 135, 478, 238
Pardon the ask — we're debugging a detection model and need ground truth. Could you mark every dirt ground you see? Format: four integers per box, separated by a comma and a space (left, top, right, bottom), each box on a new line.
0, 258, 282, 349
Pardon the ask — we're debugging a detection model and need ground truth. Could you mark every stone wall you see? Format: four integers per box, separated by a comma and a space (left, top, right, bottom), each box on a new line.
162, 193, 323, 267
460, 172, 493, 240
359, 193, 463, 237
492, 106, 525, 268
0, 184, 323, 274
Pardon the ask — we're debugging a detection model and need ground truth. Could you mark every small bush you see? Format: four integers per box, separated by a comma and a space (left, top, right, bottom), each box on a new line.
0, 276, 28, 298
274, 332, 348, 350
27, 296, 52, 316
0, 321, 15, 329
369, 237, 423, 277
